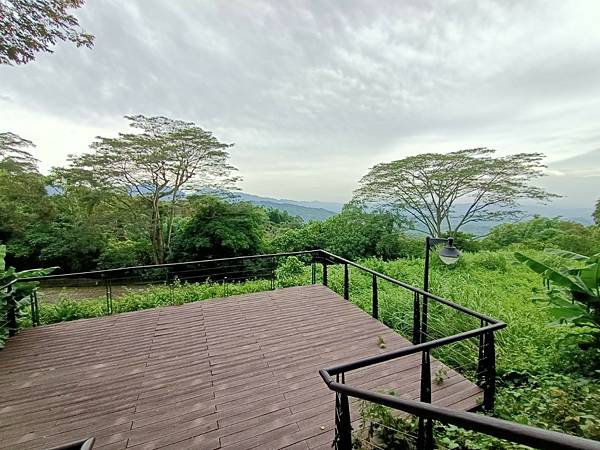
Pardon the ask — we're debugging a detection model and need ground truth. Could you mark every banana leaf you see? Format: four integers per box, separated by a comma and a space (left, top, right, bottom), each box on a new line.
514, 252, 592, 294
544, 248, 590, 261
578, 256, 600, 293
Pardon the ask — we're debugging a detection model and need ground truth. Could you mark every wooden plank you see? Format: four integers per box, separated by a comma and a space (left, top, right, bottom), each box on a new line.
0, 284, 482, 449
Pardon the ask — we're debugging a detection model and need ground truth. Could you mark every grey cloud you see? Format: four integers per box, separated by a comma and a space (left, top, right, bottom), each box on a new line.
1, 0, 599, 204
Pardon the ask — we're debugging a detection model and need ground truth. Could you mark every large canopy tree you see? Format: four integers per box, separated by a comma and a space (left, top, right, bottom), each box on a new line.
0, 132, 51, 255
169, 196, 267, 262
0, 0, 94, 65
0, 0, 94, 64
354, 148, 557, 236
58, 116, 239, 264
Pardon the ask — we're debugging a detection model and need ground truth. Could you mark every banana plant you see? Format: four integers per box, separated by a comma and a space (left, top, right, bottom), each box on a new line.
515, 248, 600, 349
0, 245, 55, 348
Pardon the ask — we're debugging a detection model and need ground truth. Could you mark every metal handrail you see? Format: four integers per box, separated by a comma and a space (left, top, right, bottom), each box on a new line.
319, 249, 501, 324
323, 322, 505, 376
5, 249, 502, 324
319, 373, 600, 450
19, 250, 321, 282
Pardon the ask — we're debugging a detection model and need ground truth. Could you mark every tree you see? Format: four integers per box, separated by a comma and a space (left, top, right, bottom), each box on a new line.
60, 116, 239, 264
354, 148, 557, 236
0, 132, 52, 261
594, 199, 600, 225
0, 0, 94, 65
270, 204, 410, 260
0, 132, 38, 169
169, 196, 266, 261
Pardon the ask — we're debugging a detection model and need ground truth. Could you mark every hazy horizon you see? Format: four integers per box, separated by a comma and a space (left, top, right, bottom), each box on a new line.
2, 1, 600, 207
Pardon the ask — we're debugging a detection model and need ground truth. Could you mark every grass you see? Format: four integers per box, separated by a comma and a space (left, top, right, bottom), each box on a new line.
24, 250, 573, 375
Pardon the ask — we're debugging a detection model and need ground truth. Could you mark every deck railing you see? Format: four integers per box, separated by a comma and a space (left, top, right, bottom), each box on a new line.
2, 250, 599, 449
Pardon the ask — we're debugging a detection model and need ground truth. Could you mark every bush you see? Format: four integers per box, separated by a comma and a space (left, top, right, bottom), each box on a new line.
482, 217, 600, 256
467, 251, 508, 271
275, 256, 305, 287
97, 238, 153, 269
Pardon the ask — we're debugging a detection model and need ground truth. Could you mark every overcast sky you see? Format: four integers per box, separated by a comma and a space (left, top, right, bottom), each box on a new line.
1, 0, 599, 206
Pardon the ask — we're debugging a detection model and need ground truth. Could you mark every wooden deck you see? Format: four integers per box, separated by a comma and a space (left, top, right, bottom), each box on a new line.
0, 285, 482, 450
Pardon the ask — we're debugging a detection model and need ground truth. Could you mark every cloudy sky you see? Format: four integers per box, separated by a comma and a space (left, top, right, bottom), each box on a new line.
1, 0, 599, 207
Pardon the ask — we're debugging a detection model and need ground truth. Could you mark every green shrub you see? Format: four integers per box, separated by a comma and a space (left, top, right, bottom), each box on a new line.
275, 256, 305, 287
467, 251, 508, 271
97, 238, 153, 269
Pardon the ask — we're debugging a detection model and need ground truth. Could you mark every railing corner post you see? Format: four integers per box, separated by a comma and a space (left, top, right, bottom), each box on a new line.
322, 261, 328, 287
484, 331, 496, 411
418, 349, 434, 450
334, 374, 352, 450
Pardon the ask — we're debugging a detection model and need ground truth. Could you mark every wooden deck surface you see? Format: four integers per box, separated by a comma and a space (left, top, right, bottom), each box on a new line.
0, 285, 482, 450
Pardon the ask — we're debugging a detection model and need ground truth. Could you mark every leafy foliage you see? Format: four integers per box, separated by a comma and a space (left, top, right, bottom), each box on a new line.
483, 216, 600, 256
97, 238, 153, 269
58, 115, 239, 264
271, 204, 411, 260
275, 256, 305, 287
515, 249, 600, 349
354, 148, 557, 236
169, 196, 267, 261
0, 245, 54, 347
494, 373, 600, 441
0, 0, 94, 65
0, 132, 51, 258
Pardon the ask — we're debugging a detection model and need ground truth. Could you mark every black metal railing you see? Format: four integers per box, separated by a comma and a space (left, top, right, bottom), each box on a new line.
1, 250, 321, 327
2, 250, 598, 449
313, 251, 600, 450
320, 366, 600, 450
315, 250, 502, 414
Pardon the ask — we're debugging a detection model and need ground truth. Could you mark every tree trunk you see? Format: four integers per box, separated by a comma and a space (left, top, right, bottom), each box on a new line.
150, 198, 165, 264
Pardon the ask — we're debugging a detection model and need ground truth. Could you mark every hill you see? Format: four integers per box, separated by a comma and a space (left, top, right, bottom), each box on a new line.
233, 193, 337, 222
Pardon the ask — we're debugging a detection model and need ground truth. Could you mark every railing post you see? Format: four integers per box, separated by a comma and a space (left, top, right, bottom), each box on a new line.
477, 320, 485, 387
418, 349, 434, 450
413, 292, 421, 344
371, 274, 378, 320
104, 276, 113, 315
484, 331, 496, 410
311, 260, 316, 284
7, 284, 17, 337
33, 291, 39, 326
30, 293, 35, 327
343, 263, 349, 300
334, 373, 352, 450
322, 261, 328, 287
271, 257, 276, 290
421, 292, 429, 344
166, 268, 174, 303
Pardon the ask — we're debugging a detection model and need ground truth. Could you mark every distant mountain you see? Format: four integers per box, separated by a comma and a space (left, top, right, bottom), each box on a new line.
235, 193, 344, 213
232, 193, 337, 222
453, 203, 594, 235
233, 192, 595, 228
